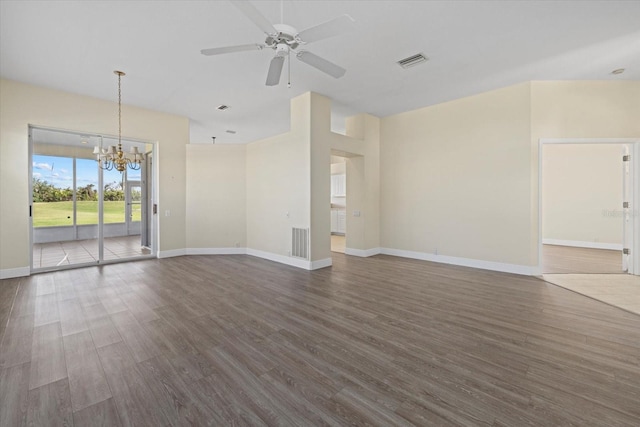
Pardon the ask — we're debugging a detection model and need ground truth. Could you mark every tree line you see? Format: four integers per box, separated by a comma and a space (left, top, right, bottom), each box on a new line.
32, 178, 125, 202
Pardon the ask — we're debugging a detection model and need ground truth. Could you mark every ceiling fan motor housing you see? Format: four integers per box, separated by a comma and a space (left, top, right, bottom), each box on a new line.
266, 24, 300, 51
275, 43, 289, 57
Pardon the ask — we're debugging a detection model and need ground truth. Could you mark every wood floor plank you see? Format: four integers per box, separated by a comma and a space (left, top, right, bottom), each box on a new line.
2, 253, 639, 426
87, 315, 123, 349
97, 341, 169, 427
137, 355, 223, 425
58, 297, 89, 336
142, 316, 216, 383
0, 278, 20, 345
110, 310, 160, 363
0, 314, 34, 369
0, 362, 30, 426
26, 378, 73, 426
73, 397, 123, 427
63, 330, 112, 411
34, 293, 59, 327
29, 322, 67, 390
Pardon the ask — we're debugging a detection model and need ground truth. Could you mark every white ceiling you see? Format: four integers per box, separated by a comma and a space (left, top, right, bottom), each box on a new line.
2, 1, 639, 144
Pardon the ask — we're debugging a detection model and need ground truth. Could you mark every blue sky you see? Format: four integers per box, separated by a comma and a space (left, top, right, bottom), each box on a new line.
33, 155, 140, 189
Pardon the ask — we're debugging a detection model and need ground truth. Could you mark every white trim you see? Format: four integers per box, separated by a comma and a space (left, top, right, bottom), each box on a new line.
245, 248, 311, 270
157, 248, 187, 259
0, 266, 31, 279
310, 258, 332, 270
381, 248, 539, 276
344, 247, 381, 257
186, 247, 246, 255
542, 239, 622, 251
540, 138, 639, 145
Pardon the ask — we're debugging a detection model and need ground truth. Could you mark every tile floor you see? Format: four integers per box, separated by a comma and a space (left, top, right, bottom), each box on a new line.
33, 236, 151, 269
543, 274, 640, 315
330, 234, 345, 253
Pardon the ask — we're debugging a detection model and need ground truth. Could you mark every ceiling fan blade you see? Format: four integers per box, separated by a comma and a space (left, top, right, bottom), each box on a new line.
231, 1, 277, 36
297, 14, 355, 44
266, 56, 285, 86
200, 44, 263, 56
296, 51, 346, 78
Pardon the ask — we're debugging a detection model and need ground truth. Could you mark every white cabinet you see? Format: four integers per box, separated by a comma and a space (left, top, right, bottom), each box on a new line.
337, 210, 346, 234
331, 209, 346, 234
331, 210, 338, 233
331, 174, 346, 197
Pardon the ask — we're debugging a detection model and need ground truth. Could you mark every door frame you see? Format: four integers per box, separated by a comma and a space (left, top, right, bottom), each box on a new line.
29, 124, 158, 273
538, 138, 640, 275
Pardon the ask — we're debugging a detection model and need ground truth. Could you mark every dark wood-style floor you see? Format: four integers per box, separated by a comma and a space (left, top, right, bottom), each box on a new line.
542, 244, 623, 274
1, 254, 639, 426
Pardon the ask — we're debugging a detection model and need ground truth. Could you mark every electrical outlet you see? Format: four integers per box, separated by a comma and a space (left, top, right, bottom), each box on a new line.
165, 210, 171, 217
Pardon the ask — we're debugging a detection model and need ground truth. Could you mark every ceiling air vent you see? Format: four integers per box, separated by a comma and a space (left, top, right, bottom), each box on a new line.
397, 53, 428, 69
225, 130, 237, 134
216, 104, 230, 111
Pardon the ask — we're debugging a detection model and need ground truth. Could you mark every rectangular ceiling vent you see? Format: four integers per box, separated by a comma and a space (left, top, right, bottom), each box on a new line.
216, 104, 230, 111
397, 53, 428, 69
225, 130, 236, 134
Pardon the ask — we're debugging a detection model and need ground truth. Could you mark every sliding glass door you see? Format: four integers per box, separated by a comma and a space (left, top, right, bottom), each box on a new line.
30, 126, 154, 272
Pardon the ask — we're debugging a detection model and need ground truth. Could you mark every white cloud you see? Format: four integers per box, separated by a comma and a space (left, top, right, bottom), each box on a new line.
33, 162, 53, 171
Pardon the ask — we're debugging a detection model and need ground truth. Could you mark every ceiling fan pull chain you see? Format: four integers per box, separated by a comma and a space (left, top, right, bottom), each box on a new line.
287, 52, 291, 88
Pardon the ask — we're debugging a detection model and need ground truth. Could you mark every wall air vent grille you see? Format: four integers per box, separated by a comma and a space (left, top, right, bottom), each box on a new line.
292, 227, 309, 260
397, 53, 428, 69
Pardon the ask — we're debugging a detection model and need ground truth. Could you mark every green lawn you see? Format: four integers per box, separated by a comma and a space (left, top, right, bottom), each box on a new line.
33, 201, 140, 227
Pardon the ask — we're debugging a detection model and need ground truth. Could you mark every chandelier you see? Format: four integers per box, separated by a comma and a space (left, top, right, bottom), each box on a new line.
93, 71, 144, 172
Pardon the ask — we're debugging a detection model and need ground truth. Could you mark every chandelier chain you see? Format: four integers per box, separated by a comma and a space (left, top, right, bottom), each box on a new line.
118, 72, 122, 147
93, 70, 143, 173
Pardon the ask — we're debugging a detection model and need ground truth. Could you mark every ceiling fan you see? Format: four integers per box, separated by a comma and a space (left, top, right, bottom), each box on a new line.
201, 1, 355, 86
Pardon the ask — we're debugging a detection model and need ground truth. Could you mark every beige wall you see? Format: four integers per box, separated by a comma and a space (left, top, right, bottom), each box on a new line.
542, 144, 623, 246
186, 144, 246, 249
531, 81, 640, 260
246, 93, 311, 258
0, 78, 189, 273
245, 92, 380, 265
380, 80, 639, 270
380, 83, 533, 266
309, 94, 380, 260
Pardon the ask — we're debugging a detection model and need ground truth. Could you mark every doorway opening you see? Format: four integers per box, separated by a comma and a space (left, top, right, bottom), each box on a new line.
330, 155, 347, 253
29, 126, 156, 272
541, 142, 625, 274
539, 138, 640, 315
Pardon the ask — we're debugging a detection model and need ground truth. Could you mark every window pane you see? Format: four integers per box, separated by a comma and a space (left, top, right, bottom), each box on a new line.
103, 169, 125, 224
76, 158, 99, 225
32, 155, 74, 228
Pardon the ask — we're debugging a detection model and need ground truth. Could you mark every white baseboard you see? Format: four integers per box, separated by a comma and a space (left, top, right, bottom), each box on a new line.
157, 248, 187, 259
186, 247, 246, 255
0, 266, 30, 279
344, 247, 381, 257
380, 248, 539, 276
311, 258, 332, 270
542, 239, 622, 251
246, 248, 331, 270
